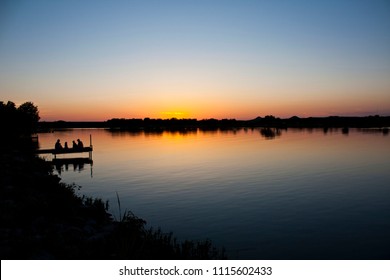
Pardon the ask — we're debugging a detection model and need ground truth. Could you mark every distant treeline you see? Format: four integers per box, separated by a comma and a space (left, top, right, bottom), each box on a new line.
249, 115, 390, 128
39, 115, 390, 131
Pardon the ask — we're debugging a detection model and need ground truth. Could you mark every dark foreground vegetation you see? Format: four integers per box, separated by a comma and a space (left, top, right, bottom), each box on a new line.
0, 101, 226, 259
0, 149, 225, 259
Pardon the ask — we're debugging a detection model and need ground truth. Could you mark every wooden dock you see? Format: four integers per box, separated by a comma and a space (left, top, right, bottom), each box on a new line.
35, 147, 93, 155
35, 135, 93, 160
35, 135, 94, 177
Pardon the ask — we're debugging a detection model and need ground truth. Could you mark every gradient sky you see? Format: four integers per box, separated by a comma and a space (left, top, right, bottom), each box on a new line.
1, 0, 390, 121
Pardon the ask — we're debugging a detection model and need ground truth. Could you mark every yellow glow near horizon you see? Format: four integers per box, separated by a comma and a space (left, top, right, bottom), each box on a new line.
161, 111, 189, 119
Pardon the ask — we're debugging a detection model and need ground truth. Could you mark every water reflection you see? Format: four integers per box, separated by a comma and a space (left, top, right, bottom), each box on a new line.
53, 158, 93, 176
342, 127, 349, 135
36, 127, 390, 259
105, 126, 389, 139
107, 127, 285, 139
358, 127, 389, 135
107, 128, 198, 137
259, 128, 282, 139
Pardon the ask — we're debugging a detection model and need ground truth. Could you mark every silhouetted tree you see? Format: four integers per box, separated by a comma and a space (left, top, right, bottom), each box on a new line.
0, 100, 40, 138
17, 101, 40, 133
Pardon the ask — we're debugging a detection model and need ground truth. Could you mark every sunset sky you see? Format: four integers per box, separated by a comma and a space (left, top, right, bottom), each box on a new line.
1, 0, 390, 121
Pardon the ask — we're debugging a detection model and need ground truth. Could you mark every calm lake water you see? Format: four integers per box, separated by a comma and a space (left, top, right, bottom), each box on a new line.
37, 128, 390, 259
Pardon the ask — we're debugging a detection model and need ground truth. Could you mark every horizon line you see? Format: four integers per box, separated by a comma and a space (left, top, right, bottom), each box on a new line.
39, 114, 390, 123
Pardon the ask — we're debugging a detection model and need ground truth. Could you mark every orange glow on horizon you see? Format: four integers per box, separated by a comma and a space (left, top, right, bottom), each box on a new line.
160, 111, 190, 119
36, 87, 390, 121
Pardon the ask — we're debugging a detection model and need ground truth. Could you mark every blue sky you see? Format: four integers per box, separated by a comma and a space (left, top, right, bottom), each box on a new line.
1, 0, 389, 120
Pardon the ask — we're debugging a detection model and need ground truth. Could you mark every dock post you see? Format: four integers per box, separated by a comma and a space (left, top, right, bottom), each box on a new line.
89, 134, 93, 160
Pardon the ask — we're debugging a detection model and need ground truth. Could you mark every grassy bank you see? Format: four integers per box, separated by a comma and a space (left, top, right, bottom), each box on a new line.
0, 142, 226, 259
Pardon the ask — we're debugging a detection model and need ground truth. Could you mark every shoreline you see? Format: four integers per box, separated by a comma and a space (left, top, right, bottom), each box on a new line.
0, 144, 226, 260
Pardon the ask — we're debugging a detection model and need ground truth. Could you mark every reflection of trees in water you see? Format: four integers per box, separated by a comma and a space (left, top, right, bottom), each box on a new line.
358, 128, 389, 135
108, 127, 246, 137
106, 128, 198, 137
106, 126, 388, 139
108, 127, 284, 138
342, 127, 349, 135
259, 128, 282, 139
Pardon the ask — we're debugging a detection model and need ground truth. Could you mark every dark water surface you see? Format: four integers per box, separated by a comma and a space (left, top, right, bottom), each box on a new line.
38, 128, 390, 259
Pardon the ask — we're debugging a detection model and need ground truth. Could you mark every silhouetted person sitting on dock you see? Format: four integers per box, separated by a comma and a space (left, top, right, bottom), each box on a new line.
64, 142, 69, 150
72, 140, 77, 149
55, 139, 63, 150
77, 139, 84, 149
